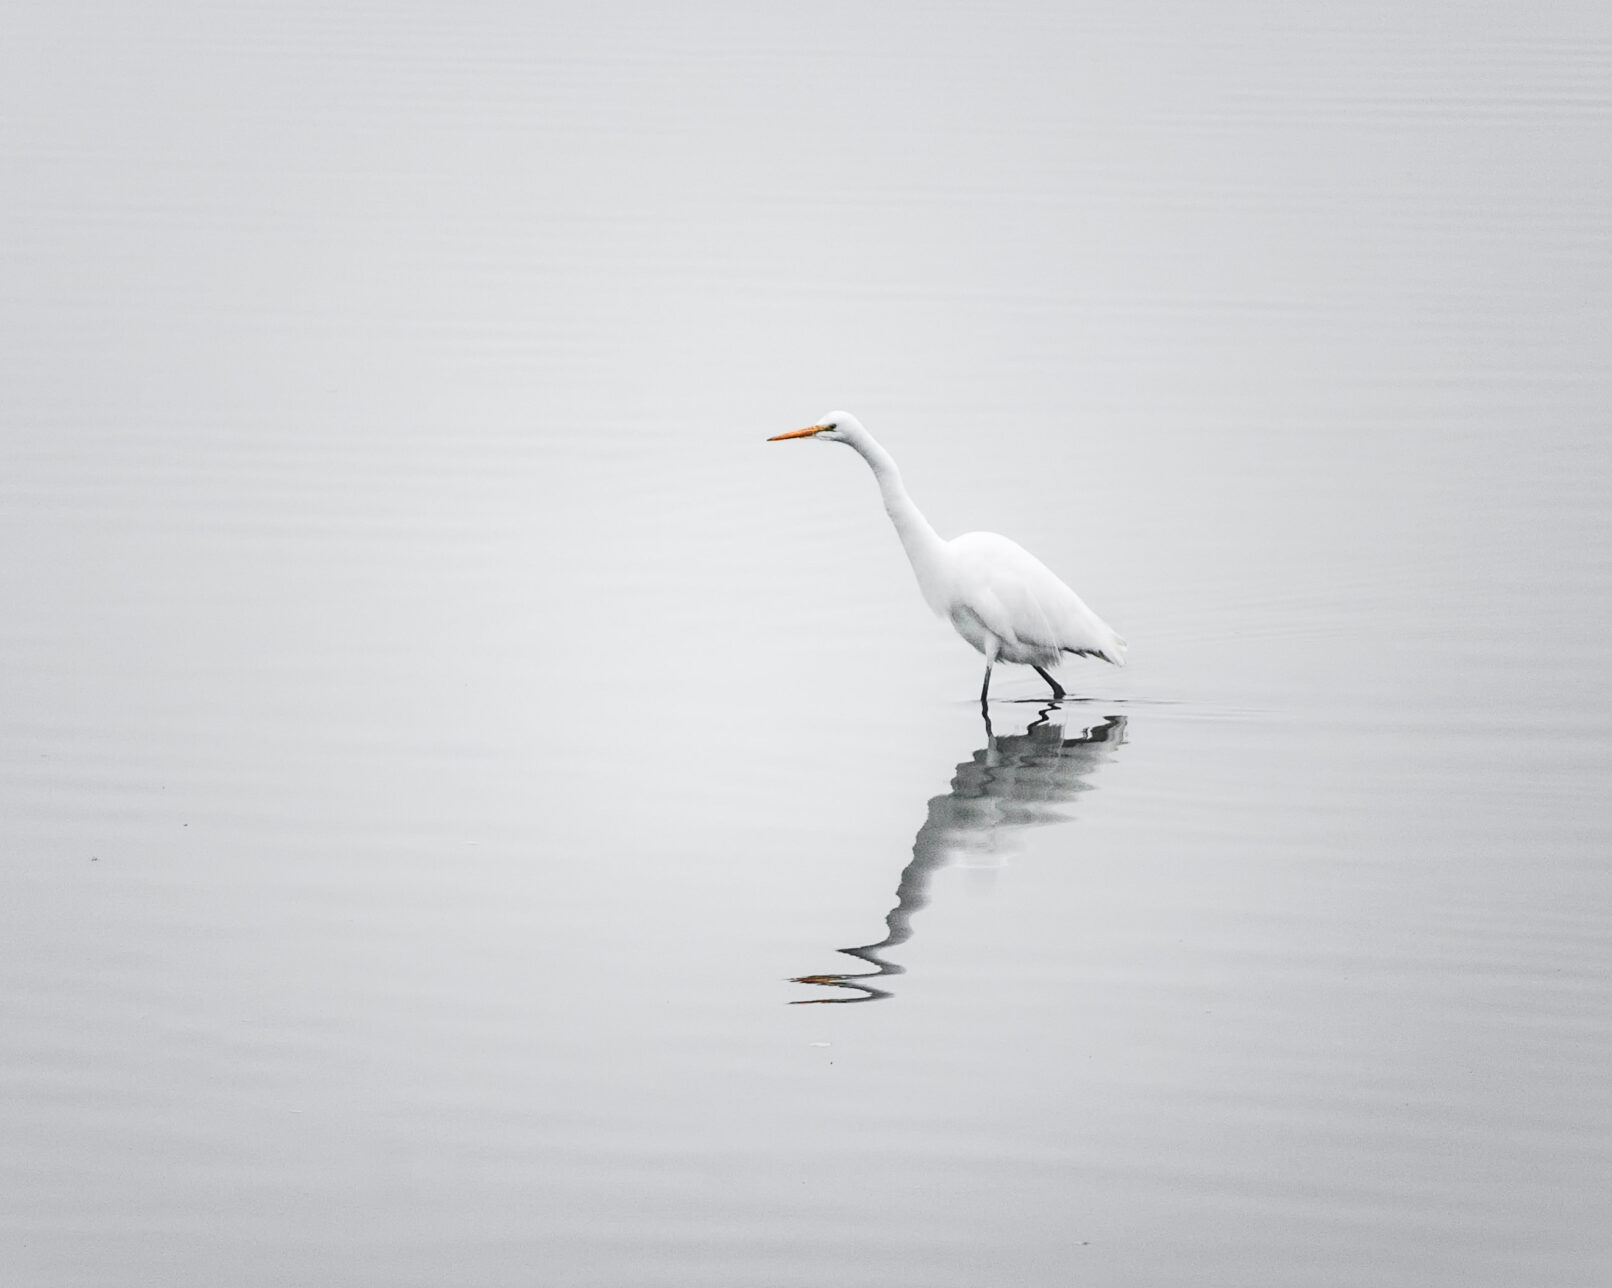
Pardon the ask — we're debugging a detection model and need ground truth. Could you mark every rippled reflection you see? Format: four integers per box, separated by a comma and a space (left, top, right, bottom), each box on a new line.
793, 704, 1127, 1003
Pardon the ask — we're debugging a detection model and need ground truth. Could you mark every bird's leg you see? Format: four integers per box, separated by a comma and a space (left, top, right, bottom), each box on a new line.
1032, 665, 1066, 700
979, 662, 993, 711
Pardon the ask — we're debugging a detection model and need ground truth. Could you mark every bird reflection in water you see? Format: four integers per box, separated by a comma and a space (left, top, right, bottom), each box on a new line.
792, 703, 1127, 1003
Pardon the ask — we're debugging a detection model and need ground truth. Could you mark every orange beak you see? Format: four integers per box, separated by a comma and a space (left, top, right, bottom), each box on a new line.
767, 423, 826, 442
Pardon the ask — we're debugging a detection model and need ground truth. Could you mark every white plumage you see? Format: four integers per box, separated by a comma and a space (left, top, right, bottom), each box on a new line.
768, 410, 1125, 706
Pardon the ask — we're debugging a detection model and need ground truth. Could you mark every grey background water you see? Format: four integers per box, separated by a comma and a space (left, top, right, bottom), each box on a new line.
3, 3, 1609, 1285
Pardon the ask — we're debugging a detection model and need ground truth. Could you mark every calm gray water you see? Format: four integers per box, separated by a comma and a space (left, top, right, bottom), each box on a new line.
4, 4, 1610, 1285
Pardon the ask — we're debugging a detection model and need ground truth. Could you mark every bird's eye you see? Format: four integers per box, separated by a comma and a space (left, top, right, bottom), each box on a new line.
824, 422, 837, 431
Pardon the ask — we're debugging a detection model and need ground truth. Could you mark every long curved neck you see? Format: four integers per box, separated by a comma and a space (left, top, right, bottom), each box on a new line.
851, 434, 949, 604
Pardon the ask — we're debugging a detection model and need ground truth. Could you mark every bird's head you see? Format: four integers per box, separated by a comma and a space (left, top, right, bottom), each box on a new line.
767, 410, 866, 447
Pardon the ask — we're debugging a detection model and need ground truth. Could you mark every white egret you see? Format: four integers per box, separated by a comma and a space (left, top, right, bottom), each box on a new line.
768, 411, 1126, 707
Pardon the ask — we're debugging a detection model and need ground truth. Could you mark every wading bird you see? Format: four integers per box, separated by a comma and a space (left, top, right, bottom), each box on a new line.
768, 411, 1126, 708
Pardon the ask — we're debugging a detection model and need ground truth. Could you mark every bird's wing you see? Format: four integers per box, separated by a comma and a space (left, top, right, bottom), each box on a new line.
949, 532, 1125, 664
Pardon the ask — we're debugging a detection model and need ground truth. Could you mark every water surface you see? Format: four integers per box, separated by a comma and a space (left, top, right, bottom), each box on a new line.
2, 4, 1609, 1286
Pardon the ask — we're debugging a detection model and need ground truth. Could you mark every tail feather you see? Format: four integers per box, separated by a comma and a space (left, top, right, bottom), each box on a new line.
1065, 634, 1127, 668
